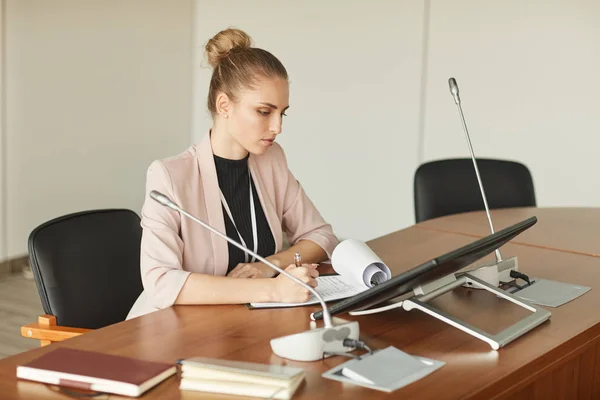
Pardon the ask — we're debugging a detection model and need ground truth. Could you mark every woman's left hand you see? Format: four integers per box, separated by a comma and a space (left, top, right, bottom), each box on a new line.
227, 262, 277, 279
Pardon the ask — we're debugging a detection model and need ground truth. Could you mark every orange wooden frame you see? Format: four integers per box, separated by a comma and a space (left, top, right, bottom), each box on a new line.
21, 315, 91, 347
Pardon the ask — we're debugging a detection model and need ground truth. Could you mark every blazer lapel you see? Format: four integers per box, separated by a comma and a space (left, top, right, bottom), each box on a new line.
249, 156, 283, 253
197, 132, 229, 276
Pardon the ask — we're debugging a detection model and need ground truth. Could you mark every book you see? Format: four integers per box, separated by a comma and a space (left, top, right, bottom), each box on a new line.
178, 357, 305, 400
16, 347, 176, 397
249, 239, 391, 309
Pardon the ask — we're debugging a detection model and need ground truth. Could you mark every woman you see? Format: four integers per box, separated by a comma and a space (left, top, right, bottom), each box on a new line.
127, 28, 338, 319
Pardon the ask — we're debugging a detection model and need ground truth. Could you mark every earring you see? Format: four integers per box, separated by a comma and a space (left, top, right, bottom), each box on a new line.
223, 114, 228, 119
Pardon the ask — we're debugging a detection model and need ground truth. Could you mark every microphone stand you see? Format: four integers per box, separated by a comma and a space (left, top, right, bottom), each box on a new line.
149, 190, 360, 362
448, 78, 519, 287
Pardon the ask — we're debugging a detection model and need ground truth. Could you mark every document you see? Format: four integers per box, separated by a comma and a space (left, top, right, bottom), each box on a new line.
249, 275, 368, 308
248, 239, 392, 309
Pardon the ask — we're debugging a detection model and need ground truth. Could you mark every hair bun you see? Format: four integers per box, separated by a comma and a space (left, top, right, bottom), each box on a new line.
205, 28, 253, 68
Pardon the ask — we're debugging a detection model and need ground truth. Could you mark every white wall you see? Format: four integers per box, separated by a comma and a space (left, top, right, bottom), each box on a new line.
193, 0, 426, 242
4, 0, 193, 258
0, 0, 5, 261
4, 1, 598, 258
422, 0, 600, 207
191, 0, 600, 244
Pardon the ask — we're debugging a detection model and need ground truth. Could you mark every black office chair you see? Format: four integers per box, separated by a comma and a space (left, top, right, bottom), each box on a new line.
21, 209, 143, 346
414, 158, 536, 223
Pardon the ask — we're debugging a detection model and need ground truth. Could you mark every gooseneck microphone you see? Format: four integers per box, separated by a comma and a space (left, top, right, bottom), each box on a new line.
447, 78, 502, 264
447, 78, 523, 287
149, 190, 360, 361
449, 77, 460, 105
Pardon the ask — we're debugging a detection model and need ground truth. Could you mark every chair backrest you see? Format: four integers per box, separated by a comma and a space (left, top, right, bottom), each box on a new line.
28, 209, 143, 329
414, 158, 536, 223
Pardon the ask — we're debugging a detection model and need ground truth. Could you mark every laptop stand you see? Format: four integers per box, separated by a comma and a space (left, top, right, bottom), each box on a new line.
350, 273, 551, 350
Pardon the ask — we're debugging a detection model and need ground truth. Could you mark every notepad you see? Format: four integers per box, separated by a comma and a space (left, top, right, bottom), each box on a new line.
249, 239, 392, 309
249, 275, 368, 308
16, 348, 176, 397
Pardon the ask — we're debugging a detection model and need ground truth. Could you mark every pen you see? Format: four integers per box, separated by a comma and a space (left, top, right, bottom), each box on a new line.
294, 252, 302, 267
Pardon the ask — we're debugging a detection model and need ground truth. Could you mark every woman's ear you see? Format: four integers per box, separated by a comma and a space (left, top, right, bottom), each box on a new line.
216, 92, 231, 118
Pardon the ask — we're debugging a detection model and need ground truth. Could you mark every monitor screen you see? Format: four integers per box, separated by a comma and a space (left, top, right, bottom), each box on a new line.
311, 216, 537, 321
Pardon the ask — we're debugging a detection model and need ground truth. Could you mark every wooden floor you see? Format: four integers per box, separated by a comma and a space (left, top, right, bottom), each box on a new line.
0, 270, 43, 359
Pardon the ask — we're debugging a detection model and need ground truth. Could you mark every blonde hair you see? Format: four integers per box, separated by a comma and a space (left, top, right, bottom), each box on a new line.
205, 28, 288, 116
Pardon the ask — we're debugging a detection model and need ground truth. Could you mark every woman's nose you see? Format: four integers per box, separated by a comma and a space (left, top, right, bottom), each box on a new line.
269, 116, 282, 135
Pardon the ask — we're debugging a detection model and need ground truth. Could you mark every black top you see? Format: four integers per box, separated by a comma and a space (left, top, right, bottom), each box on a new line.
214, 154, 276, 273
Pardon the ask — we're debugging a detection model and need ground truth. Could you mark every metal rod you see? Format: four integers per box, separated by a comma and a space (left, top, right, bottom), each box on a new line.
455, 103, 503, 262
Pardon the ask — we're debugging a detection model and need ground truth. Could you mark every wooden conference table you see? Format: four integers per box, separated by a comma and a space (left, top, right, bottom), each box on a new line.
1, 207, 600, 399
416, 207, 600, 257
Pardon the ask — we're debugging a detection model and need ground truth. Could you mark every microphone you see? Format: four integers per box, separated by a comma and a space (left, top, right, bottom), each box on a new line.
447, 78, 519, 287
449, 77, 460, 105
149, 190, 359, 361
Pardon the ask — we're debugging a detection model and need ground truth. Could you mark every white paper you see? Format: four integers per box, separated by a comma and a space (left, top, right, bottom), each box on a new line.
331, 239, 391, 288
248, 240, 390, 309
249, 275, 367, 308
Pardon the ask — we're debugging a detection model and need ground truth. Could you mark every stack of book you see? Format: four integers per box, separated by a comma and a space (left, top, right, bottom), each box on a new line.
178, 357, 305, 399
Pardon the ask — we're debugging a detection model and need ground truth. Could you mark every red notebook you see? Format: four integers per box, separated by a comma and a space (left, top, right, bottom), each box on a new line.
16, 347, 176, 397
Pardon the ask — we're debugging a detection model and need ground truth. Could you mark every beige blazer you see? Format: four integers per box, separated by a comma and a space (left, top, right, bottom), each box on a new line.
127, 132, 339, 319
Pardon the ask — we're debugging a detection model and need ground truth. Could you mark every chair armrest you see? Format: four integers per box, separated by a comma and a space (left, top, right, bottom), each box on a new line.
21, 315, 92, 346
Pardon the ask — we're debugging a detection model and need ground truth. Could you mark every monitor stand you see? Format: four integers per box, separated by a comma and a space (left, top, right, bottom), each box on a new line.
350, 273, 551, 350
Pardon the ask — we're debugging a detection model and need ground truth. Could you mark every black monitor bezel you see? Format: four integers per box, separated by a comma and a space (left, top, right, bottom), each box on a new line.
311, 216, 537, 320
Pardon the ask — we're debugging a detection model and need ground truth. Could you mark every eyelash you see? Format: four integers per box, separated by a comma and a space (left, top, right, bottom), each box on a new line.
259, 111, 287, 117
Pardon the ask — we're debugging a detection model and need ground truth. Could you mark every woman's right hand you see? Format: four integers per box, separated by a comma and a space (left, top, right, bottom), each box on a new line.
272, 264, 319, 303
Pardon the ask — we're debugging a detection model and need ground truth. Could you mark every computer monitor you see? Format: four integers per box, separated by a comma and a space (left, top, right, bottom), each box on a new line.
311, 216, 537, 321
